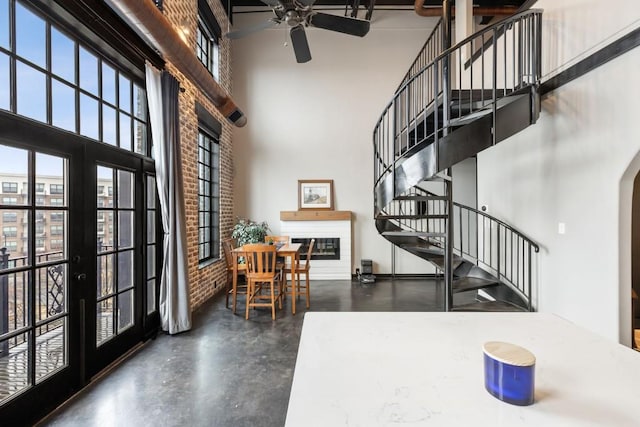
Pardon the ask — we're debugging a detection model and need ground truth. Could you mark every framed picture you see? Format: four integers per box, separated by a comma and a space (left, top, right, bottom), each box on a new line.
298, 179, 334, 210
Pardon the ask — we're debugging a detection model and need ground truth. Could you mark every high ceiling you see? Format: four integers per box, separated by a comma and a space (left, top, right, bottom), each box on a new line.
230, 0, 529, 8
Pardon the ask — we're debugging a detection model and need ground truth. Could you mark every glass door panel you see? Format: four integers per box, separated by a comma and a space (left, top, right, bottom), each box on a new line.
0, 143, 72, 404
95, 166, 136, 347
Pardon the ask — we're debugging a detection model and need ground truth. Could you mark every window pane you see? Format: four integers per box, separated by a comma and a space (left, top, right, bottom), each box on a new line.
16, 61, 46, 122
80, 94, 99, 140
118, 211, 133, 248
96, 298, 114, 345
79, 46, 98, 95
0, 0, 8, 49
146, 278, 156, 315
35, 319, 67, 383
97, 211, 113, 252
133, 84, 146, 120
0, 52, 8, 110
36, 153, 66, 206
51, 27, 75, 83
146, 176, 156, 209
117, 170, 134, 209
117, 290, 133, 332
97, 166, 114, 208
134, 120, 147, 155
97, 253, 114, 298
52, 79, 76, 132
35, 265, 67, 323
119, 74, 131, 112
119, 113, 132, 151
0, 332, 31, 399
102, 104, 117, 146
147, 211, 155, 244
1, 209, 29, 262
15, 1, 46, 68
117, 250, 133, 291
146, 244, 155, 276
102, 62, 116, 105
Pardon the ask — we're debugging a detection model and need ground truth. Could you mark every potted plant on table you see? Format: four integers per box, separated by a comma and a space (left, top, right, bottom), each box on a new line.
231, 217, 270, 247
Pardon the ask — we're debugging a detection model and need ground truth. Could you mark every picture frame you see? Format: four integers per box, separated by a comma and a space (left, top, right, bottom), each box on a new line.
298, 179, 334, 210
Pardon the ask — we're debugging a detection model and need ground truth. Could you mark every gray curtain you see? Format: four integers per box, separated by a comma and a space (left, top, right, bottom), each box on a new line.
146, 63, 192, 334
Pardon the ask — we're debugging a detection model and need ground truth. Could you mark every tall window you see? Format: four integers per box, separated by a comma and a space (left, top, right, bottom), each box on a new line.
0, 0, 149, 156
196, 0, 221, 81
197, 129, 220, 262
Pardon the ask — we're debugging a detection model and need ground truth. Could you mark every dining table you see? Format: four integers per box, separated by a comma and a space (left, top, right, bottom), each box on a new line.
232, 242, 302, 315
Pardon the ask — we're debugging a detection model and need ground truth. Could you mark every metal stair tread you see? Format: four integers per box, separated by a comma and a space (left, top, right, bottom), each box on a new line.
451, 300, 527, 312
381, 231, 446, 237
377, 214, 448, 220
452, 277, 499, 294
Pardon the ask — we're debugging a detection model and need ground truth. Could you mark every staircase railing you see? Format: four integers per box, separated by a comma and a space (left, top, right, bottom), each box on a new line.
381, 187, 539, 310
397, 18, 443, 90
374, 9, 542, 214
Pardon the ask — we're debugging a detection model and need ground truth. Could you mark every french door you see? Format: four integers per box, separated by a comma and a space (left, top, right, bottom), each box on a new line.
0, 115, 159, 424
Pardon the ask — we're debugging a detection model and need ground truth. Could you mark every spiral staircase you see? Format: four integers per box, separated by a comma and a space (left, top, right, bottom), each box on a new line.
373, 9, 542, 311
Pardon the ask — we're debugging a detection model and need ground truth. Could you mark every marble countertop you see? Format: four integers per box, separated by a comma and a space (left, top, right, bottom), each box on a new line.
285, 312, 640, 427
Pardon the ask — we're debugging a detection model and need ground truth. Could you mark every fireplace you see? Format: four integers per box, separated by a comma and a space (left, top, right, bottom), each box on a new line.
280, 210, 352, 280
292, 238, 340, 260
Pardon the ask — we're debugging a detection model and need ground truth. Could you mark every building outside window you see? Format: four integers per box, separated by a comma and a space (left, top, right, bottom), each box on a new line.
197, 128, 220, 262
196, 0, 221, 81
3, 197, 18, 204
2, 212, 17, 222
50, 184, 64, 194
2, 226, 17, 237
51, 198, 64, 206
5, 241, 17, 252
51, 212, 64, 222
36, 183, 45, 193
2, 182, 18, 193
50, 239, 63, 249
51, 225, 64, 236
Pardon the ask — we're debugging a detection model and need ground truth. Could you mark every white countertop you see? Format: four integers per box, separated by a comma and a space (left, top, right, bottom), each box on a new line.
285, 312, 640, 427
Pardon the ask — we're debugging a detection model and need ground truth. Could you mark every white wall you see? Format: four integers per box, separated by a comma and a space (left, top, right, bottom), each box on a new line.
477, 0, 640, 343
231, 10, 439, 275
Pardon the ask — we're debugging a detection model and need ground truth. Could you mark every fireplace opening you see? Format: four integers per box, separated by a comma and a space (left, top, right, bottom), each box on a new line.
292, 238, 340, 260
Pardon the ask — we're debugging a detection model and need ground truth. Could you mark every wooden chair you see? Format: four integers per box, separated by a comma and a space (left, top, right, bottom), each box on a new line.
283, 238, 314, 310
244, 244, 283, 320
222, 238, 247, 313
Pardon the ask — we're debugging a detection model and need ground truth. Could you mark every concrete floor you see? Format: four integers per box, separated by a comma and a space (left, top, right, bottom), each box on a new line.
39, 278, 476, 427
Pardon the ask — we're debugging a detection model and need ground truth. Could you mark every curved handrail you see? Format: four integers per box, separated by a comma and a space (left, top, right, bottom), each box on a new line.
452, 201, 540, 253
373, 9, 543, 214
378, 186, 539, 310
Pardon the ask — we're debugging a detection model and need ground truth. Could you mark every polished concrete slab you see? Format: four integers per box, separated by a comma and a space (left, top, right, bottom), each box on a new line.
39, 278, 476, 427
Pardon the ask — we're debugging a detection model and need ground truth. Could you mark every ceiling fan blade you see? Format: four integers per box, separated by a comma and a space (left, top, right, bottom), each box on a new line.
290, 25, 311, 63
297, 0, 317, 6
308, 12, 370, 37
225, 19, 280, 39
260, 0, 280, 6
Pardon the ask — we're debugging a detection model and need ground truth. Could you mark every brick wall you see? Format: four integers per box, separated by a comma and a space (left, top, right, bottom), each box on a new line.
163, 0, 234, 310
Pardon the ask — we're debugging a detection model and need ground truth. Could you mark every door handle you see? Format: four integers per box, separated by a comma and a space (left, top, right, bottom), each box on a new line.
73, 273, 87, 281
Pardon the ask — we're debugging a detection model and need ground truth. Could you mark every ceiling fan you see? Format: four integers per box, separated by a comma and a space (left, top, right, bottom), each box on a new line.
225, 0, 371, 63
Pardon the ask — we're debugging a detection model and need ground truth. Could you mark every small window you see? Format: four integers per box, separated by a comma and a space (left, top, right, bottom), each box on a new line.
51, 212, 64, 222
35, 238, 45, 249
3, 197, 17, 204
36, 183, 45, 193
196, 0, 221, 81
50, 184, 64, 194
5, 241, 17, 252
2, 212, 17, 222
2, 182, 18, 193
51, 239, 64, 249
51, 198, 64, 206
51, 225, 64, 236
2, 226, 17, 237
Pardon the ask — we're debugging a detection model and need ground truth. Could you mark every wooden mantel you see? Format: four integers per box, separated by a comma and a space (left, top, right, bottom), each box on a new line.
280, 210, 352, 221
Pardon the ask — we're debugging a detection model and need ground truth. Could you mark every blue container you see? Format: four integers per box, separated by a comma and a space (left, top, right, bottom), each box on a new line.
483, 341, 535, 406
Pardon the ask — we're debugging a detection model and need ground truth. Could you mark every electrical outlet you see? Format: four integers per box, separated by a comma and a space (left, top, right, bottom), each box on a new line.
558, 222, 566, 235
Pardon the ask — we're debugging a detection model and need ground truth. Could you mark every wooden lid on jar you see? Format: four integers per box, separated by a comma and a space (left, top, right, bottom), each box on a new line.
483, 341, 536, 367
